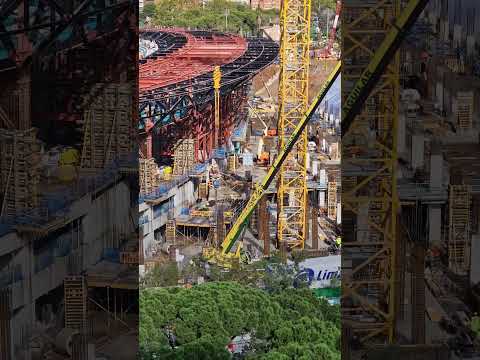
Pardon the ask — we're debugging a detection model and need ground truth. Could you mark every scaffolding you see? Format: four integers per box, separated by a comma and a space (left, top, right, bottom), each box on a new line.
456, 91, 473, 130
0, 128, 40, 217
448, 185, 471, 275
342, 0, 400, 344
173, 139, 196, 175
80, 84, 133, 169
328, 181, 337, 221
64, 276, 87, 332
139, 158, 158, 194
277, 0, 312, 250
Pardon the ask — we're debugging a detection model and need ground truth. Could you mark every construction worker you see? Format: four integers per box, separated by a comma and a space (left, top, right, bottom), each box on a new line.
335, 237, 341, 248
471, 313, 480, 338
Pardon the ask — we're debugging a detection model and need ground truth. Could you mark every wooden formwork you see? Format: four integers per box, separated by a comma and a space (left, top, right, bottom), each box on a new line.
139, 158, 158, 194
64, 276, 87, 332
448, 185, 471, 275
227, 154, 237, 172
80, 84, 133, 169
327, 181, 337, 221
198, 182, 208, 199
165, 220, 176, 243
0, 128, 40, 217
456, 91, 473, 130
173, 139, 195, 175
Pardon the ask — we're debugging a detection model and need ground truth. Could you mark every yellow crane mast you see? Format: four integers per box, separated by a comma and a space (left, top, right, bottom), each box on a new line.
277, 0, 312, 251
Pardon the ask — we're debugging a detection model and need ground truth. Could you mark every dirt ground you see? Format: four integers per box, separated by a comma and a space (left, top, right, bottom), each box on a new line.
252, 58, 338, 103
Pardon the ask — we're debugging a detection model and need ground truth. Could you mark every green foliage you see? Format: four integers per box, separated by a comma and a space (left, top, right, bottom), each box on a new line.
145, 0, 278, 35
140, 262, 179, 288
140, 282, 340, 359
313, 0, 337, 12
140, 3, 156, 23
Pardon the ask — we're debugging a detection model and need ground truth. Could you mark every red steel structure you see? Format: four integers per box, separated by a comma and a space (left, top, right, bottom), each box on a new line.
139, 28, 278, 162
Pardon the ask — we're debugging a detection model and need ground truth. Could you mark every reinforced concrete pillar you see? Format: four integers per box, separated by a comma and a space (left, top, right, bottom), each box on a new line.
411, 244, 426, 344
429, 154, 443, 190
312, 206, 319, 250
411, 135, 424, 170
428, 205, 442, 245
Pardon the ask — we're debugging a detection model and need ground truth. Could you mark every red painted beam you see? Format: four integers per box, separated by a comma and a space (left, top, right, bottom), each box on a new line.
139, 29, 247, 92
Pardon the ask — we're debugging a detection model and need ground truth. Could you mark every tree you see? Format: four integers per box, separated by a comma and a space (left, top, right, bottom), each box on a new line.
144, 0, 279, 35
140, 282, 340, 358
140, 3, 156, 22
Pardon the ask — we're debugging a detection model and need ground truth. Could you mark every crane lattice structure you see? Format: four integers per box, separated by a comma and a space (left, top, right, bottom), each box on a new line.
342, 0, 401, 345
277, 0, 312, 250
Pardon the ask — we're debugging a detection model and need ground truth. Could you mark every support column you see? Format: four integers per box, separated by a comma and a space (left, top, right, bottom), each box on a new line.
411, 244, 426, 344
312, 206, 319, 250
428, 205, 441, 246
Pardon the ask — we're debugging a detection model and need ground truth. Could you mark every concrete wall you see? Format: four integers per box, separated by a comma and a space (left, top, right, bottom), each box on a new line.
140, 179, 197, 259
1, 178, 134, 353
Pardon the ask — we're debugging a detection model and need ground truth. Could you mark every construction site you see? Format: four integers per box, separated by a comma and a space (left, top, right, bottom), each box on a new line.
341, 0, 480, 359
138, 1, 342, 298
0, 2, 138, 360
139, 0, 480, 359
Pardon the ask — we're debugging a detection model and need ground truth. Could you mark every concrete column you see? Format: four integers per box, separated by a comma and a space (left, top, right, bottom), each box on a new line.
429, 154, 443, 189
428, 205, 442, 245
411, 244, 426, 344
467, 35, 476, 58
453, 24, 462, 48
312, 207, 319, 250
319, 191, 325, 208
398, 113, 406, 154
411, 135, 424, 169
440, 20, 449, 42
319, 169, 327, 185
336, 203, 341, 225
436, 81, 444, 112
357, 203, 369, 242
471, 234, 480, 285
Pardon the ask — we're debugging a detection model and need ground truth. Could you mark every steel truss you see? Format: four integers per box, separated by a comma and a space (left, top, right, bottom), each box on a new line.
342, 0, 400, 345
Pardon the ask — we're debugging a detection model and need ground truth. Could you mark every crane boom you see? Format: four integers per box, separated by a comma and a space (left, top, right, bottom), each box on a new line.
216, 0, 430, 260
221, 62, 341, 254
341, 0, 430, 137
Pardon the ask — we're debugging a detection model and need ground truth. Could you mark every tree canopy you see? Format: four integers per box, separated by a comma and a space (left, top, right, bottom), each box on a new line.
140, 0, 278, 35
140, 282, 340, 359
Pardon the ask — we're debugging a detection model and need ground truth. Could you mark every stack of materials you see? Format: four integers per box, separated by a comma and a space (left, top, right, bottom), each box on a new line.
173, 139, 195, 175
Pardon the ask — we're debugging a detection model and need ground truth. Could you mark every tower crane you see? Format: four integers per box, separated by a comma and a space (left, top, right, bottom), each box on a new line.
276, 0, 312, 252
319, 0, 342, 59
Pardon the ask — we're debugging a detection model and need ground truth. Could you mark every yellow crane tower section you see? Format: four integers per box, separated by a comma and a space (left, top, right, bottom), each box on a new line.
277, 0, 312, 250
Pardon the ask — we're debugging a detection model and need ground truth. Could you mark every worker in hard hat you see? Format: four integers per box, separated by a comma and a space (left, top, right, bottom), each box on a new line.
471, 313, 480, 338
335, 237, 341, 248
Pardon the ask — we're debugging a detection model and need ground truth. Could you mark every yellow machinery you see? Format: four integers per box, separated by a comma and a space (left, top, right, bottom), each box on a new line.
58, 148, 80, 182
202, 63, 341, 267
213, 66, 221, 148
203, 2, 429, 348
341, 0, 429, 346
276, 0, 312, 251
